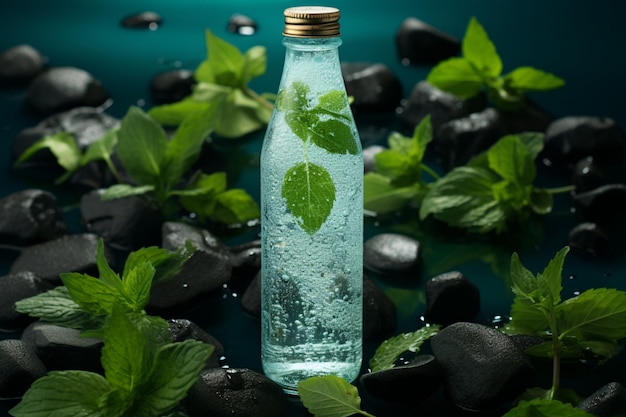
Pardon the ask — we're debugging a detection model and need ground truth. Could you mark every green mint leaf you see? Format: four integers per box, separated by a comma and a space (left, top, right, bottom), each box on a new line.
276, 81, 309, 113
80, 128, 118, 166
215, 88, 270, 137
198, 29, 244, 86
419, 166, 508, 233
279, 82, 357, 155
508, 296, 551, 335
15, 132, 81, 172
309, 118, 358, 155
538, 246, 568, 305
14, 286, 102, 330
516, 132, 545, 160
101, 307, 153, 393
178, 172, 227, 219
282, 162, 335, 235
317, 90, 351, 118
363, 173, 421, 214
374, 149, 418, 185
61, 272, 120, 318
409, 115, 433, 162
487, 135, 536, 185
387, 131, 413, 154
162, 101, 220, 188
212, 188, 261, 224
427, 57, 485, 98
463, 17, 502, 78
149, 99, 212, 126
120, 261, 155, 312
505, 66, 565, 91
502, 399, 594, 417
369, 325, 440, 372
95, 238, 123, 291
132, 340, 213, 417
123, 245, 192, 285
115, 106, 169, 186
298, 375, 375, 417
579, 339, 622, 359
510, 252, 540, 300
9, 371, 113, 417
558, 288, 626, 341
100, 184, 155, 200
241, 45, 267, 85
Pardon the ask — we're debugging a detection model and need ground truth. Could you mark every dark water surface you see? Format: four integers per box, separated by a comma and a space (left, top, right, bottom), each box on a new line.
1, 1, 626, 416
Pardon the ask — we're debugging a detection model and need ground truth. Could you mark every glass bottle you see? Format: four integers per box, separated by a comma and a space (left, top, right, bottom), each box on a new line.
260, 6, 363, 395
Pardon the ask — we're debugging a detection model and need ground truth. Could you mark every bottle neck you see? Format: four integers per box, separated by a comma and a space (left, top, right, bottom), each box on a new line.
279, 36, 344, 91
282, 36, 342, 51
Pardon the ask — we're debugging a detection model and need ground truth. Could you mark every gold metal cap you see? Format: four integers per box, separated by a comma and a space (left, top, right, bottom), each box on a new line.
283, 6, 340, 38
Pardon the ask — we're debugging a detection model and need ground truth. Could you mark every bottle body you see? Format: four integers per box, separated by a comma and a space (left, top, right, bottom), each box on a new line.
260, 37, 363, 394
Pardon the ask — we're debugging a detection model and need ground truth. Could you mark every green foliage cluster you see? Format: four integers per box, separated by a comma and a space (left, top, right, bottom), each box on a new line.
12, 240, 212, 417
427, 17, 565, 110
15, 30, 269, 226
364, 117, 572, 234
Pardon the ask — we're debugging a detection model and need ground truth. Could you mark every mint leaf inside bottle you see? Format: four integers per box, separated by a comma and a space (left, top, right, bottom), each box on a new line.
282, 162, 336, 235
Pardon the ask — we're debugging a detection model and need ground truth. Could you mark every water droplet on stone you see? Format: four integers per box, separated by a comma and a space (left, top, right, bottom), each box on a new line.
227, 14, 258, 36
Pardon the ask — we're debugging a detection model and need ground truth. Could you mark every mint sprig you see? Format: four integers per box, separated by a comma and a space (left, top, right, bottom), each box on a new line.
10, 307, 212, 417
15, 239, 192, 333
427, 17, 565, 110
419, 132, 570, 233
506, 246, 626, 402
101, 105, 260, 225
277, 81, 356, 235
149, 29, 273, 138
10, 240, 212, 417
363, 116, 436, 214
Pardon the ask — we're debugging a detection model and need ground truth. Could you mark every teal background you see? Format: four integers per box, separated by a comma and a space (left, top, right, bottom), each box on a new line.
1, 1, 626, 416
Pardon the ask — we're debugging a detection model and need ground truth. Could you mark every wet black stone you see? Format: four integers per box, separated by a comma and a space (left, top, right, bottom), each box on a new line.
168, 319, 224, 368
161, 221, 231, 255
80, 189, 163, 251
544, 116, 626, 167
0, 189, 67, 246
341, 62, 403, 113
27, 67, 109, 115
568, 222, 612, 258
363, 276, 397, 339
229, 240, 261, 289
400, 81, 486, 134
572, 157, 611, 193
0, 339, 47, 399
435, 105, 553, 169
150, 69, 195, 104
10, 233, 114, 285
431, 322, 535, 412
185, 368, 287, 417
0, 272, 53, 331
573, 184, 626, 227
121, 11, 162, 29
240, 271, 261, 317
360, 355, 443, 404
147, 245, 233, 316
227, 14, 258, 35
578, 382, 626, 417
363, 145, 385, 173
395, 18, 460, 66
363, 233, 421, 278
424, 271, 480, 326
20, 322, 103, 372
0, 44, 46, 86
